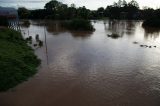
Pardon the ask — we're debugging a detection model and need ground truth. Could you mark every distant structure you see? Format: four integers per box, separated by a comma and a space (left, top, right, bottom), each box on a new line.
0, 7, 18, 19
0, 7, 20, 31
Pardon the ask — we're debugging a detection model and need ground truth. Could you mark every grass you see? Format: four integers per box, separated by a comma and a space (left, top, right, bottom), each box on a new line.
0, 28, 40, 91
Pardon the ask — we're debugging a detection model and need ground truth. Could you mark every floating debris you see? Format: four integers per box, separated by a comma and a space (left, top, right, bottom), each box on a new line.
144, 45, 148, 48
25, 36, 32, 41
33, 44, 37, 47
107, 33, 121, 39
35, 34, 39, 42
39, 40, 43, 47
28, 36, 32, 40
133, 41, 138, 44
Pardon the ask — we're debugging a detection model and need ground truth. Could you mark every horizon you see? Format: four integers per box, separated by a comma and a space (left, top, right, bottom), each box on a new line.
0, 0, 160, 10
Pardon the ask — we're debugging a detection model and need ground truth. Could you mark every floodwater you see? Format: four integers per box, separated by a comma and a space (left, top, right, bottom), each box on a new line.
1, 20, 160, 106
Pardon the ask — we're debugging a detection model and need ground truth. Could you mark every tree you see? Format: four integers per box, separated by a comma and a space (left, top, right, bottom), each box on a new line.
128, 0, 139, 8
97, 7, 105, 17
70, 3, 76, 8
122, 0, 127, 7
117, 0, 122, 7
44, 0, 62, 11
113, 2, 118, 7
18, 7, 30, 19
77, 6, 90, 19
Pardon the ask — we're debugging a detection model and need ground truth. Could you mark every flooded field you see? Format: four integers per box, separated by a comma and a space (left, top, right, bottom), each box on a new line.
1, 20, 160, 106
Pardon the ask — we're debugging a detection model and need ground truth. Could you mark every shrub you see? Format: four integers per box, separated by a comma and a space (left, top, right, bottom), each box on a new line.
0, 16, 8, 26
142, 19, 160, 28
64, 19, 95, 31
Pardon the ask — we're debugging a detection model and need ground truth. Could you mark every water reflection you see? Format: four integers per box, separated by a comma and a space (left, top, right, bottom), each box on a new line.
1, 20, 160, 106
20, 20, 31, 28
70, 31, 93, 39
144, 27, 160, 40
105, 20, 137, 37
42, 20, 93, 38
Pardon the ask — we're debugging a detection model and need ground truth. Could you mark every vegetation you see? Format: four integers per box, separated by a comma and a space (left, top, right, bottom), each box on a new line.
17, 0, 160, 28
0, 17, 8, 26
17, 0, 141, 20
21, 20, 31, 27
142, 19, 160, 28
0, 29, 40, 91
63, 19, 95, 31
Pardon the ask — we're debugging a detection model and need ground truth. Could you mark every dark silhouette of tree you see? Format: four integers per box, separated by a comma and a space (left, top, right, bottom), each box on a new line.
18, 7, 30, 19
17, 0, 160, 23
97, 7, 105, 17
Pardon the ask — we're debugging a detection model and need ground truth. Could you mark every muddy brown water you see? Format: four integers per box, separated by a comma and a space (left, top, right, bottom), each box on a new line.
1, 20, 160, 106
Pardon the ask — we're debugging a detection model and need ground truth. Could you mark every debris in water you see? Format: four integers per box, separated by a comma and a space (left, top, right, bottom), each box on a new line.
39, 40, 43, 47
33, 44, 37, 47
35, 34, 39, 42
133, 41, 138, 44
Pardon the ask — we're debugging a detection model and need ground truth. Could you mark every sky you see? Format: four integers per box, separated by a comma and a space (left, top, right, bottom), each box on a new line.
0, 0, 160, 10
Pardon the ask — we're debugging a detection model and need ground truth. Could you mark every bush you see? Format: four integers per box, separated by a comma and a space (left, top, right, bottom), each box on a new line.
0, 17, 8, 26
64, 19, 95, 31
0, 29, 40, 91
21, 20, 31, 28
142, 19, 160, 28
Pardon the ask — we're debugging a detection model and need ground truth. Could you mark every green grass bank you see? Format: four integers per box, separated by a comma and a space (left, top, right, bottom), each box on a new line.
0, 28, 40, 92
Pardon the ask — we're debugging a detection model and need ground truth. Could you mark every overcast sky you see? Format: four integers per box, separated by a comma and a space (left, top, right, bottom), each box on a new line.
0, 0, 159, 10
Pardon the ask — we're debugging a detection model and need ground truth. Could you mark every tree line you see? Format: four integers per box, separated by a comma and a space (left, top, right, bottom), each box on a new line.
18, 0, 160, 20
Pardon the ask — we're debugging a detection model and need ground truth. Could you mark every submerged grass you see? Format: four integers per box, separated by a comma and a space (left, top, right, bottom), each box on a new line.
0, 28, 40, 92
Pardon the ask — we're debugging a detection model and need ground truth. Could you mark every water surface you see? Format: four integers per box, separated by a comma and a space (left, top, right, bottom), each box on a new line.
0, 20, 160, 106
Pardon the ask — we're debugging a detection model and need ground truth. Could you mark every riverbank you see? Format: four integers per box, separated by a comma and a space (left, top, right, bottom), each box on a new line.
0, 28, 40, 91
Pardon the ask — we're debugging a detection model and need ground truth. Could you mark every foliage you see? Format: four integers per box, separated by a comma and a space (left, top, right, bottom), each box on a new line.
17, 0, 160, 21
0, 16, 8, 26
63, 19, 95, 31
105, 0, 140, 19
0, 29, 40, 91
18, 7, 30, 19
142, 19, 160, 28
21, 20, 31, 28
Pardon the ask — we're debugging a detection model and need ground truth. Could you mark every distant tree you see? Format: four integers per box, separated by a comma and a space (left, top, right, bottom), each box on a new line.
122, 0, 127, 7
128, 0, 139, 8
97, 7, 105, 17
77, 6, 90, 19
0, 17, 8, 26
141, 7, 154, 19
70, 3, 76, 8
44, 0, 62, 11
18, 7, 30, 19
117, 0, 122, 7
113, 2, 118, 7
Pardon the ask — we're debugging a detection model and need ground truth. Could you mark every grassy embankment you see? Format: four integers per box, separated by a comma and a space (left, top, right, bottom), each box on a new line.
0, 28, 40, 91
